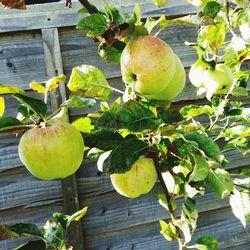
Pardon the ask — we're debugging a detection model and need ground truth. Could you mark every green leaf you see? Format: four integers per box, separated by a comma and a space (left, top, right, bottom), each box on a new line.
66, 207, 88, 228
207, 169, 234, 198
221, 125, 250, 139
71, 117, 94, 133
0, 116, 25, 132
184, 132, 221, 160
107, 137, 150, 174
17, 104, 34, 119
230, 188, 250, 227
173, 219, 191, 244
67, 65, 111, 102
144, 15, 167, 34
0, 84, 25, 95
14, 240, 46, 250
180, 105, 213, 118
105, 5, 124, 26
85, 129, 124, 151
13, 94, 47, 118
189, 153, 209, 182
232, 86, 248, 97
159, 220, 178, 241
7, 223, 43, 238
158, 108, 183, 123
87, 147, 104, 159
196, 236, 218, 250
0, 96, 4, 117
76, 14, 108, 36
203, 2, 221, 18
131, 4, 142, 26
43, 220, 65, 247
98, 41, 126, 64
62, 96, 96, 109
152, 0, 167, 8
47, 107, 68, 126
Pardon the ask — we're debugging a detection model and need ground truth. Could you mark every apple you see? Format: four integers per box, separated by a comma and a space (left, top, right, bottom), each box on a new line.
187, 0, 213, 7
155, 54, 186, 100
203, 64, 234, 95
189, 64, 208, 88
18, 123, 84, 180
120, 35, 177, 100
110, 156, 157, 198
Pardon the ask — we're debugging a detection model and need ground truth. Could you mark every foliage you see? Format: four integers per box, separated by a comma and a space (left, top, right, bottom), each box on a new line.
0, 0, 250, 249
0, 207, 88, 250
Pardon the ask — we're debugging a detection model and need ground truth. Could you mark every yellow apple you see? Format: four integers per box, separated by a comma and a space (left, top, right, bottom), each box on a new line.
189, 64, 208, 88
155, 54, 186, 100
120, 35, 177, 100
18, 123, 84, 180
203, 64, 234, 95
110, 156, 157, 198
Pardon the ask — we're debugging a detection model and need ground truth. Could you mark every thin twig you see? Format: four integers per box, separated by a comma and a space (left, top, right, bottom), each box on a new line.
78, 0, 98, 14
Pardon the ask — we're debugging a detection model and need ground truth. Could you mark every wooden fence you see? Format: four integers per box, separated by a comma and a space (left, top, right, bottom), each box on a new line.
0, 1, 249, 249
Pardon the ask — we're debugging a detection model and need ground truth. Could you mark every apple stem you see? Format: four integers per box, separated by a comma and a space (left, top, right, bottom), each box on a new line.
153, 159, 185, 249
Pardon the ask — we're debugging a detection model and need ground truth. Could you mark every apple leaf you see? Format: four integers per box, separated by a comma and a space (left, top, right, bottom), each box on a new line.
189, 153, 209, 182
107, 137, 150, 174
98, 41, 126, 64
158, 108, 183, 123
0, 96, 5, 117
13, 240, 46, 250
17, 104, 35, 119
43, 221, 65, 247
180, 105, 213, 119
144, 15, 167, 34
0, 84, 25, 95
67, 65, 111, 101
0, 117, 26, 133
87, 148, 104, 160
97, 150, 112, 172
223, 138, 250, 155
116, 100, 159, 132
105, 5, 124, 26
184, 132, 221, 160
159, 220, 178, 241
152, 0, 167, 8
13, 94, 47, 119
221, 125, 250, 139
62, 96, 96, 109
173, 219, 191, 244
232, 86, 248, 97
66, 207, 88, 227
71, 117, 94, 133
85, 129, 124, 151
196, 236, 218, 250
76, 14, 108, 36
207, 169, 234, 198
203, 2, 221, 18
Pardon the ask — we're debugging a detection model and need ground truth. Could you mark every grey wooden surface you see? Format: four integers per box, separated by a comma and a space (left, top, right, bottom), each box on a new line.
0, 1, 249, 250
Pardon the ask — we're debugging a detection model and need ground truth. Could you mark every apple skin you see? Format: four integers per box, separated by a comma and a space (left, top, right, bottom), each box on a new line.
155, 54, 186, 100
18, 123, 84, 180
120, 35, 176, 100
189, 64, 207, 88
110, 156, 157, 198
203, 64, 234, 95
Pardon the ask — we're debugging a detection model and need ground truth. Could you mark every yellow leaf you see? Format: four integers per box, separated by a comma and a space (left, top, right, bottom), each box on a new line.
46, 74, 66, 92
30, 81, 46, 94
0, 97, 5, 117
0, 84, 25, 95
72, 117, 94, 133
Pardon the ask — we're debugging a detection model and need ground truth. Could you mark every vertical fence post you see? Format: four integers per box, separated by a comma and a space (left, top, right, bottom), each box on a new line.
41, 27, 85, 250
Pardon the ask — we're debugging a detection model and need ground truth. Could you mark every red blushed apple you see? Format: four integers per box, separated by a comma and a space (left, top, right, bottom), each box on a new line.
18, 123, 84, 180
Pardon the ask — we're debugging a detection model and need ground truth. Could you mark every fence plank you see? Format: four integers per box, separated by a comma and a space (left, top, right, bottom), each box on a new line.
41, 27, 85, 250
0, 0, 197, 33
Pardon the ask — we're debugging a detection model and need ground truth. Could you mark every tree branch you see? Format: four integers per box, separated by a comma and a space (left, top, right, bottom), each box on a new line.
78, 0, 98, 14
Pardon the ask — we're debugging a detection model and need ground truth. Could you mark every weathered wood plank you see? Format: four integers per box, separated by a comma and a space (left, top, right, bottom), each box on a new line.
82, 207, 250, 250
0, 0, 197, 33
0, 167, 62, 210
0, 31, 47, 88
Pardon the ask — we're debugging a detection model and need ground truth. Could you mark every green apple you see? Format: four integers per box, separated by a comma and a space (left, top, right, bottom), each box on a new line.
18, 123, 84, 180
187, 0, 213, 7
110, 156, 157, 198
189, 64, 208, 88
203, 64, 234, 95
120, 35, 176, 100
155, 54, 186, 100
